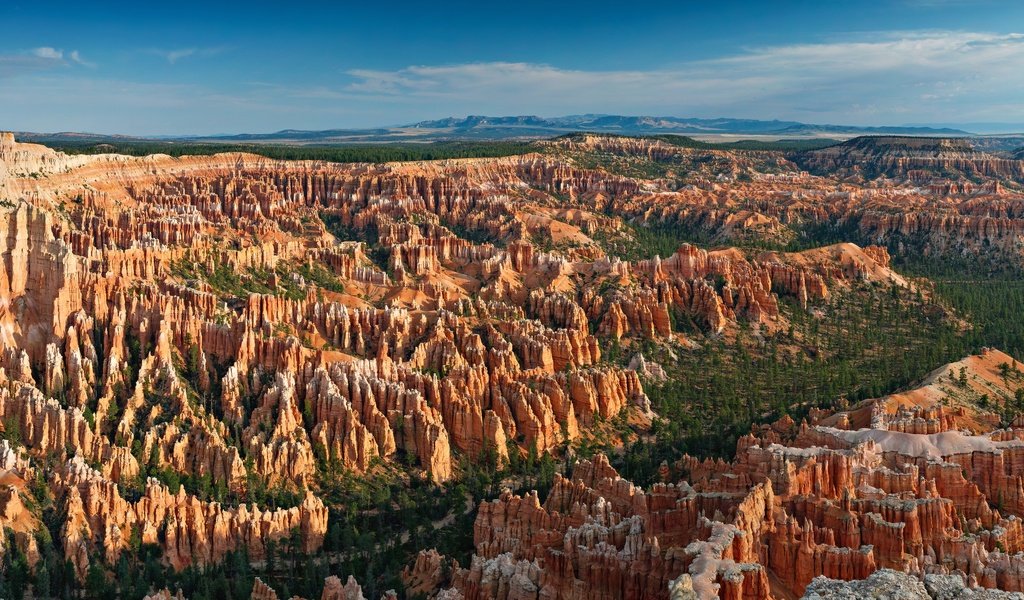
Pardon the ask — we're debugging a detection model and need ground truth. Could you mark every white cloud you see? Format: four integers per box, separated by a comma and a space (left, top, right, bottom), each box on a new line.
69, 50, 96, 68
340, 31, 1024, 124
0, 47, 94, 78
2, 30, 1024, 134
165, 49, 195, 64
32, 47, 63, 60
151, 47, 225, 64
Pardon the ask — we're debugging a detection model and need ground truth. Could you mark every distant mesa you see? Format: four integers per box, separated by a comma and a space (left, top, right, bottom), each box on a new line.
796, 134, 1024, 182
12, 114, 975, 146
406, 114, 969, 137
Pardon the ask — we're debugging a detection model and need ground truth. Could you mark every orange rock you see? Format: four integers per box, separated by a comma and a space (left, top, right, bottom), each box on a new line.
4, 133, 1024, 597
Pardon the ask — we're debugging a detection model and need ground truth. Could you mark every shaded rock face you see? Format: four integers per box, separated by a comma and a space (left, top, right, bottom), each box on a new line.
616, 176, 1024, 268
2, 133, 1023, 597
797, 136, 1024, 184
249, 575, 386, 600
418, 454, 775, 600
143, 589, 188, 600
570, 134, 1024, 266
0, 140, 872, 481
0, 439, 42, 569
408, 350, 1024, 599
60, 455, 328, 575
0, 135, 889, 573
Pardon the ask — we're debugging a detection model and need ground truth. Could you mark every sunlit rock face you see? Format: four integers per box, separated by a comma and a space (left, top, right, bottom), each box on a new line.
415, 349, 1024, 599
2, 132, 1024, 597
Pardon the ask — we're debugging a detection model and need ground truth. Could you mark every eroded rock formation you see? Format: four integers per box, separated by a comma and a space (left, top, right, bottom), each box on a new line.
406, 349, 1024, 599
2, 132, 1024, 597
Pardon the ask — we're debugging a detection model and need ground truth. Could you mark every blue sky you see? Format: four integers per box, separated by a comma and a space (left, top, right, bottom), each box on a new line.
1, 0, 1023, 134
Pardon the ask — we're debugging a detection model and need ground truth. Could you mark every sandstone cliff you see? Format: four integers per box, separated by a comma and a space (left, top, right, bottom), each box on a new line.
409, 349, 1024, 599
3, 133, 1024, 598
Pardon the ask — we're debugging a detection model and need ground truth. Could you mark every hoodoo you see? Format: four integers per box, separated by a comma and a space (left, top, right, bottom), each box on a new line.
0, 109, 1022, 599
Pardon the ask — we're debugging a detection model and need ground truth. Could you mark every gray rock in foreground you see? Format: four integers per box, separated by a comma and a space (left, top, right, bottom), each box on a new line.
801, 569, 1024, 600
924, 574, 1024, 599
802, 570, 929, 600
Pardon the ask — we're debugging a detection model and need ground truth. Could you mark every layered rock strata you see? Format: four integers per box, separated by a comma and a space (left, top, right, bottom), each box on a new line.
416, 350, 1024, 599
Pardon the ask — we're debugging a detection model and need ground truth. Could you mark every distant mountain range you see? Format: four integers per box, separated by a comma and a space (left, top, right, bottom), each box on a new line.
405, 114, 970, 137
12, 114, 976, 146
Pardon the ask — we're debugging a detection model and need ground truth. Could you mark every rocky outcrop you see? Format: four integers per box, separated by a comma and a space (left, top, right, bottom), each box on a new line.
0, 135, 680, 583
4, 132, 1024, 597
404, 549, 451, 598
0, 440, 41, 567
438, 455, 770, 600
143, 590, 188, 600
246, 574, 393, 600
59, 456, 328, 576
803, 569, 1024, 599
924, 574, 1024, 599
796, 136, 1024, 184
802, 569, 931, 600
428, 350, 1024, 599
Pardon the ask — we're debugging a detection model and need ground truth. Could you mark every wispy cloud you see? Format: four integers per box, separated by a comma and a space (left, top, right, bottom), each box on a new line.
0, 47, 94, 78
150, 47, 225, 64
165, 49, 196, 64
31, 47, 63, 60
68, 50, 96, 68
2, 31, 1024, 134
340, 31, 1024, 124
0, 75, 336, 135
